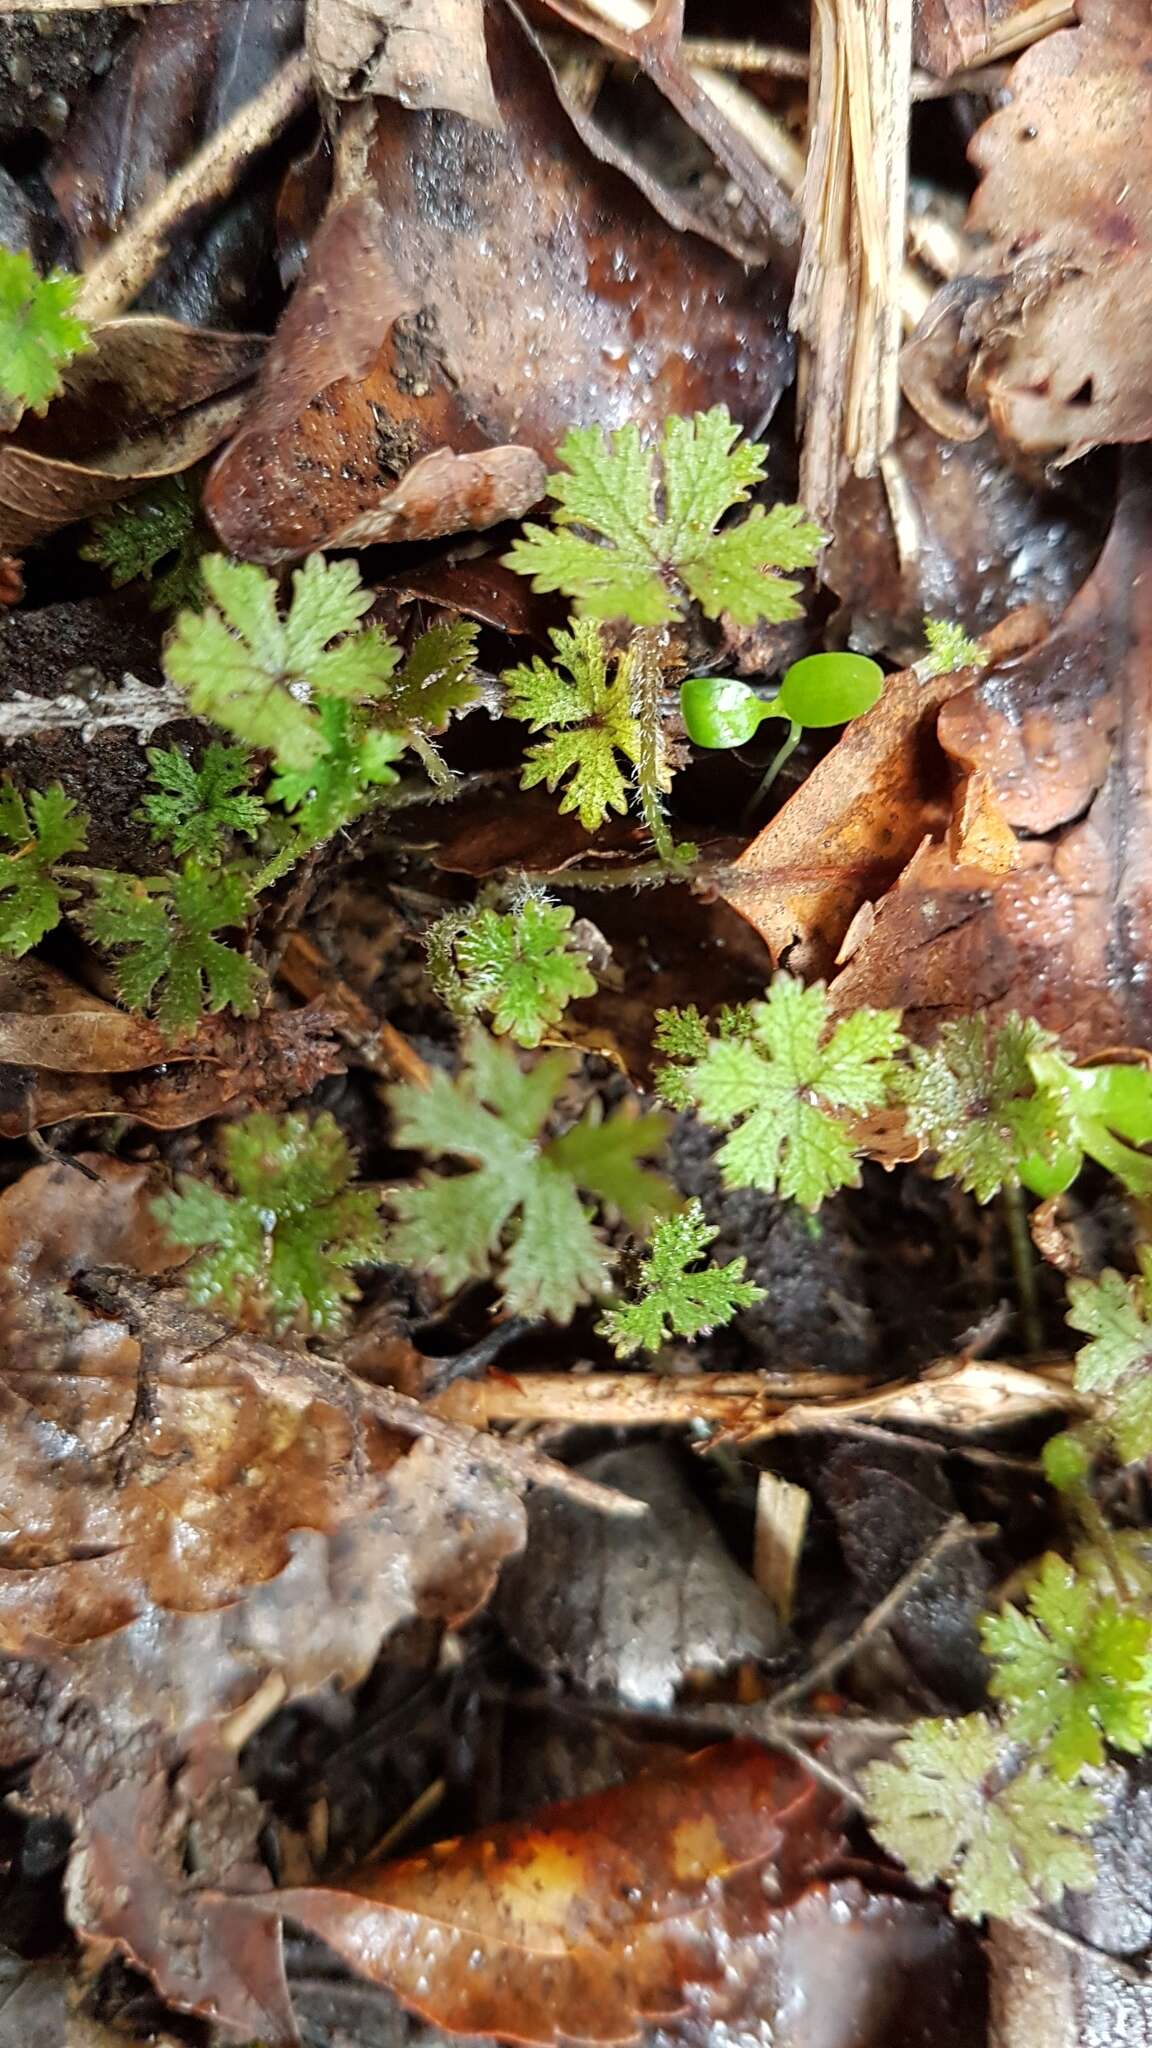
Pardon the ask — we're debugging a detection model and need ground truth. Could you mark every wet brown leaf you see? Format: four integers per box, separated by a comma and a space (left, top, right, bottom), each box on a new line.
0, 1162, 526, 1735
962, 0, 1152, 455
204, 2, 790, 561
496, 1443, 787, 1708
275, 1740, 842, 2045
0, 958, 343, 1134
829, 471, 1152, 1050
824, 415, 1104, 664
715, 609, 1043, 978
308, 0, 501, 126
0, 319, 263, 549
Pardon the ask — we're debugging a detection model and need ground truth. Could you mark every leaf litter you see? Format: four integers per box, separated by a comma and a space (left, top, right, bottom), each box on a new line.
1, 3, 1152, 2046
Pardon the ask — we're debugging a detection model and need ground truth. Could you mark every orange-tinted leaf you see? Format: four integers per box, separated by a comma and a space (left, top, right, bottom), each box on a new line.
717, 609, 1043, 977
277, 1740, 842, 2044
830, 471, 1152, 1050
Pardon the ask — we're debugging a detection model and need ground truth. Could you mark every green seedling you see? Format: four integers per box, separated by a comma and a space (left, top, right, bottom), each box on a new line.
680, 652, 884, 814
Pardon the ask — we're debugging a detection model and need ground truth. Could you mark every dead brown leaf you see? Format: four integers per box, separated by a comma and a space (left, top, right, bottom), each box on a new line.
307, 0, 502, 126
0, 1162, 526, 1735
0, 958, 343, 1133
828, 469, 1152, 1050
913, 0, 1073, 75
0, 318, 263, 550
926, 0, 1152, 456
714, 608, 1044, 977
274, 1740, 842, 2045
204, 2, 791, 561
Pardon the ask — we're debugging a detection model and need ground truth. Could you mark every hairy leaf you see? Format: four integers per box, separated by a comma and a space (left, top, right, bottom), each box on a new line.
387, 1030, 672, 1320
156, 1111, 386, 1335
862, 1715, 1102, 1921
428, 892, 597, 1048
504, 409, 821, 626
0, 784, 87, 955
1066, 1254, 1152, 1463
80, 476, 204, 611
599, 1199, 764, 1355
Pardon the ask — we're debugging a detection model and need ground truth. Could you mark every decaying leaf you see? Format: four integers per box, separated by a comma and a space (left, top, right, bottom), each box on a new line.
917, 0, 1152, 457
913, 0, 1074, 76
0, 956, 343, 1134
496, 1443, 787, 1708
0, 318, 263, 550
828, 472, 1152, 1049
716, 608, 1042, 977
204, 2, 791, 561
0, 1161, 527, 1734
274, 1741, 842, 2045
307, 0, 502, 127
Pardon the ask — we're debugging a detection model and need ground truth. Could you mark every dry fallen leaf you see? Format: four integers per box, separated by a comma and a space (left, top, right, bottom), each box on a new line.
205, 1, 791, 561
0, 1162, 526, 1735
307, 0, 502, 126
0, 957, 343, 1134
274, 1740, 842, 2045
828, 470, 1152, 1049
716, 608, 1043, 977
0, 319, 263, 550
922, 0, 1152, 456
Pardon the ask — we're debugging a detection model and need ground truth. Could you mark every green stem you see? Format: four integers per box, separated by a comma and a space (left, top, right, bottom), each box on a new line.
1001, 1181, 1042, 1355
628, 626, 676, 864
743, 718, 801, 821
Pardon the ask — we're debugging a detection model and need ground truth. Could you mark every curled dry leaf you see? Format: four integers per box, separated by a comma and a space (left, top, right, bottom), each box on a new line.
0, 957, 343, 1134
716, 607, 1044, 978
307, 0, 502, 127
0, 318, 263, 550
275, 1740, 842, 2045
205, 1, 790, 561
925, 0, 1152, 456
0, 1160, 526, 1735
829, 470, 1152, 1051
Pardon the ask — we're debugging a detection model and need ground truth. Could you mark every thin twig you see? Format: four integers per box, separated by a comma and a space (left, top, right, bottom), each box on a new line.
1015, 1911, 1151, 1988
768, 1515, 994, 1712
429, 1368, 880, 1429
0, 678, 191, 742
74, 50, 314, 323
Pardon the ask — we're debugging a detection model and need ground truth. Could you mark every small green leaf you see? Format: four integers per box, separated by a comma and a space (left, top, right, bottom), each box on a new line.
1066, 1256, 1152, 1463
428, 891, 597, 1048
80, 859, 260, 1034
862, 1714, 1102, 1922
504, 620, 642, 831
0, 248, 90, 412
919, 617, 985, 677
387, 1030, 672, 1321
155, 1111, 385, 1335
660, 975, 903, 1209
81, 476, 204, 612
598, 1199, 764, 1355
679, 676, 774, 749
983, 1553, 1152, 1778
0, 782, 87, 955
164, 553, 402, 775
503, 408, 821, 627
140, 743, 267, 861
898, 1014, 1077, 1204
775, 652, 885, 728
